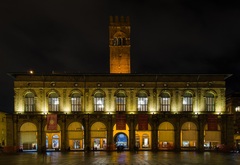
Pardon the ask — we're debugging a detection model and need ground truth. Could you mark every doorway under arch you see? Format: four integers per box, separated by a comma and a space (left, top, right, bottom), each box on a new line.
91, 122, 107, 150
44, 124, 61, 151
135, 124, 152, 150
20, 122, 37, 151
67, 121, 84, 150
181, 122, 198, 150
158, 122, 175, 150
114, 133, 128, 148
204, 124, 221, 150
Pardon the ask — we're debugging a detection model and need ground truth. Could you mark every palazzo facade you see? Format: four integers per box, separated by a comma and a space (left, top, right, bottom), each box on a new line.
5, 16, 234, 152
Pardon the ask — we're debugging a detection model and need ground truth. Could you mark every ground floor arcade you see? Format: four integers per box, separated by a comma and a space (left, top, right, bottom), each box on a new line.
5, 113, 234, 152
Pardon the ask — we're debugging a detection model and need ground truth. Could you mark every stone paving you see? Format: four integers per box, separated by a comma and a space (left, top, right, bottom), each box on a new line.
0, 151, 240, 165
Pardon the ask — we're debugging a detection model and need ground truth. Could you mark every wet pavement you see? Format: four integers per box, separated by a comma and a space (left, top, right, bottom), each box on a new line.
0, 151, 240, 165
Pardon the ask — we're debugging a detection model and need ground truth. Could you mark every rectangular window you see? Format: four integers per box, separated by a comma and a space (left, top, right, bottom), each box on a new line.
183, 97, 193, 111
116, 97, 126, 111
49, 98, 59, 112
160, 97, 170, 112
71, 97, 81, 112
138, 97, 148, 111
25, 97, 35, 112
94, 97, 104, 111
206, 97, 215, 112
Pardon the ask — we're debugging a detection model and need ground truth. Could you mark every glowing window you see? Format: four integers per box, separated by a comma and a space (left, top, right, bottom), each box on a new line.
94, 92, 105, 111
160, 92, 170, 112
137, 92, 148, 111
236, 106, 240, 112
205, 92, 215, 112
48, 93, 59, 112
71, 93, 81, 112
183, 92, 193, 112
24, 92, 36, 112
116, 92, 126, 111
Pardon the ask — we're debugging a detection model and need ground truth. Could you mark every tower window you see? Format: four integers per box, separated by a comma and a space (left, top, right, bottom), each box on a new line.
113, 37, 126, 46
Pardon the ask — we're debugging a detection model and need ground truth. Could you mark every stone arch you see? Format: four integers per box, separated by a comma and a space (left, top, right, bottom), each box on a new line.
158, 122, 175, 150
136, 89, 150, 97
69, 89, 83, 97
90, 121, 107, 150
46, 89, 60, 97
19, 122, 37, 151
114, 89, 127, 97
159, 90, 172, 97
181, 121, 198, 149
91, 89, 106, 97
67, 122, 84, 150
23, 89, 37, 97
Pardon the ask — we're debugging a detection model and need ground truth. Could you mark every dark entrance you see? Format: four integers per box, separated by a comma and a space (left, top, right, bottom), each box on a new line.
114, 133, 128, 150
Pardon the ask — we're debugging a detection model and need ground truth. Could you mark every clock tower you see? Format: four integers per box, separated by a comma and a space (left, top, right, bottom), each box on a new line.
109, 16, 131, 74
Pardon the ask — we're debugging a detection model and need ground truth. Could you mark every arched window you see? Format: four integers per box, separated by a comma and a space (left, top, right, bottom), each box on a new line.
160, 92, 171, 112
113, 37, 126, 46
182, 92, 193, 112
94, 91, 105, 111
113, 38, 118, 46
118, 38, 122, 45
48, 92, 59, 112
205, 92, 215, 112
116, 91, 126, 111
71, 93, 81, 112
24, 92, 36, 112
137, 91, 148, 112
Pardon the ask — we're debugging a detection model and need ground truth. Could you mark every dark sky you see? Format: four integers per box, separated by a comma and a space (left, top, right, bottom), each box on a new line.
1, 1, 240, 113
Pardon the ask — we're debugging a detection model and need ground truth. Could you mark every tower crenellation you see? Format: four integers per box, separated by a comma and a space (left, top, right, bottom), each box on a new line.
109, 16, 130, 26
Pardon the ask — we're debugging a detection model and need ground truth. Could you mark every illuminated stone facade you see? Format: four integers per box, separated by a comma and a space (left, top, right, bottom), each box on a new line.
5, 16, 234, 152
0, 112, 6, 148
5, 73, 234, 152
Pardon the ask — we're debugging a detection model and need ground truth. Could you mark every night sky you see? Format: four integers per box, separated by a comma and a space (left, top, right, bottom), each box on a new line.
1, 1, 240, 113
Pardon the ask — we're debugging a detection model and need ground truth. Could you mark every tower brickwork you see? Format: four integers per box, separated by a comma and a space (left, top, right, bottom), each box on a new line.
109, 16, 131, 73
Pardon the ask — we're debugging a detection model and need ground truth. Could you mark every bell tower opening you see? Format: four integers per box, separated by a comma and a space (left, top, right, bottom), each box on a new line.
109, 16, 131, 74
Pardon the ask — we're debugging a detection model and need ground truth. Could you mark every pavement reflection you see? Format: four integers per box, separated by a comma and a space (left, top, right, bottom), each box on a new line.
0, 151, 240, 165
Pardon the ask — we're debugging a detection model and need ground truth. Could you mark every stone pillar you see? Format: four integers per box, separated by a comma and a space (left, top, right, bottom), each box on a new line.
175, 116, 181, 151
107, 114, 113, 151
219, 115, 226, 145
41, 115, 46, 152
151, 114, 158, 151
60, 114, 67, 151
198, 115, 204, 152
129, 114, 135, 151
13, 115, 19, 152
37, 115, 43, 153
6, 114, 14, 147
83, 114, 90, 151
